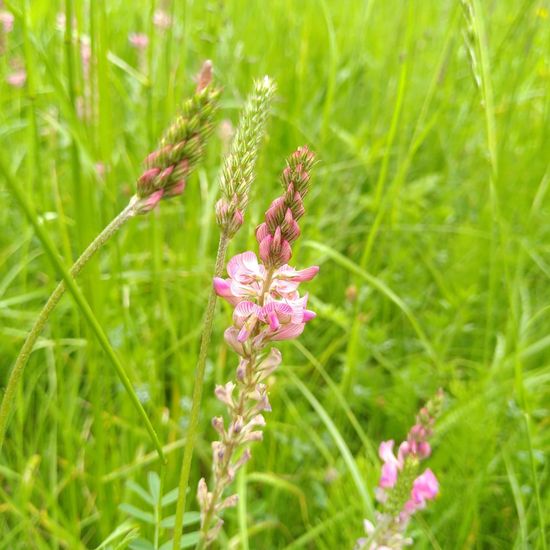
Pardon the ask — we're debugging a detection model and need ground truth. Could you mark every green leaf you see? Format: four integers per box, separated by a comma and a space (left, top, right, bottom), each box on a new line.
159, 532, 200, 550
94, 521, 139, 550
147, 471, 161, 503
160, 487, 179, 507
160, 512, 200, 529
129, 539, 155, 550
126, 481, 154, 506
119, 504, 155, 525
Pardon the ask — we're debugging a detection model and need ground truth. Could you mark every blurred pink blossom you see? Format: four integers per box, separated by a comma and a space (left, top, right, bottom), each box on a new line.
0, 10, 14, 33
128, 32, 148, 49
7, 70, 26, 88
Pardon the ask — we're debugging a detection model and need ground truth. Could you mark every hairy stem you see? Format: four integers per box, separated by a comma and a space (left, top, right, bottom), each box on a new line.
0, 202, 136, 450
197, 351, 259, 549
173, 231, 230, 549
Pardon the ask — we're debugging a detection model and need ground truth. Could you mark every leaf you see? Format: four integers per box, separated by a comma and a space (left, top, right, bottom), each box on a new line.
93, 521, 139, 550
160, 512, 200, 529
129, 539, 155, 550
159, 532, 200, 550
147, 471, 161, 503
126, 481, 154, 506
160, 487, 179, 507
119, 504, 155, 525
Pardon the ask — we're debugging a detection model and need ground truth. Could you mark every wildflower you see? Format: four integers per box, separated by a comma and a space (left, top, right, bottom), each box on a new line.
197, 147, 318, 546
6, 70, 26, 88
128, 32, 148, 49
356, 391, 444, 550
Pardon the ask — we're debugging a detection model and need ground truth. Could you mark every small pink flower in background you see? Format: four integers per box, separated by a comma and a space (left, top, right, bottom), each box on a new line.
128, 32, 148, 49
0, 10, 14, 33
153, 9, 171, 29
7, 70, 26, 88
356, 391, 444, 550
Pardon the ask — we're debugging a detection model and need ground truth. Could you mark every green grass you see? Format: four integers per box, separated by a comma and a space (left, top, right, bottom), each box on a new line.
1, 0, 549, 548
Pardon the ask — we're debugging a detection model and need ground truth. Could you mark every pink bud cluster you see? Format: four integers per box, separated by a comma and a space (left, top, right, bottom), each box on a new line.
256, 145, 315, 268
133, 61, 219, 214
356, 391, 444, 550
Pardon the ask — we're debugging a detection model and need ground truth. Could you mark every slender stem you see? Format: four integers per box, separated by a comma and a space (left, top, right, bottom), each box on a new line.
197, 350, 259, 549
173, 232, 230, 550
197, 268, 275, 547
0, 160, 165, 462
0, 203, 135, 450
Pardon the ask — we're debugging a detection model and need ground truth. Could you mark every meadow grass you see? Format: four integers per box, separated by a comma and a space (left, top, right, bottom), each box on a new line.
1, 0, 549, 548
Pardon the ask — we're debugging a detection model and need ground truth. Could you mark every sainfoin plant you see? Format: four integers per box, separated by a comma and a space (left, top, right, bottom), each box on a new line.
355, 391, 444, 549
195, 146, 319, 546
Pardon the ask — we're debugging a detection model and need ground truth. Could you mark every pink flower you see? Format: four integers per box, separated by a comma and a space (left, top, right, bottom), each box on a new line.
213, 251, 318, 306
6, 70, 26, 88
403, 469, 439, 515
129, 32, 149, 49
0, 10, 14, 33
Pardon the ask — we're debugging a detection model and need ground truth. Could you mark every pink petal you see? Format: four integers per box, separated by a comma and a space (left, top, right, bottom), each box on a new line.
303, 309, 316, 322
233, 301, 260, 326
227, 251, 259, 279
378, 440, 398, 465
270, 322, 305, 341
213, 277, 240, 306
411, 468, 439, 503
277, 264, 319, 282
379, 462, 398, 488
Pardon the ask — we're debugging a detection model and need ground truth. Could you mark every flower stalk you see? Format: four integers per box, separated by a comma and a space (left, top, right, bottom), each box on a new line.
172, 75, 276, 550
356, 390, 444, 550
196, 146, 318, 547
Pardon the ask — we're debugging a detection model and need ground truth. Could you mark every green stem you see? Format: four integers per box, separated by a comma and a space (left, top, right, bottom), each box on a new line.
0, 159, 165, 463
0, 203, 134, 449
173, 232, 230, 550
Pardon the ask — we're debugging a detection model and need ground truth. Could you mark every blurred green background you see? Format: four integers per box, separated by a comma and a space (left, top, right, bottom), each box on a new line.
1, 0, 549, 548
